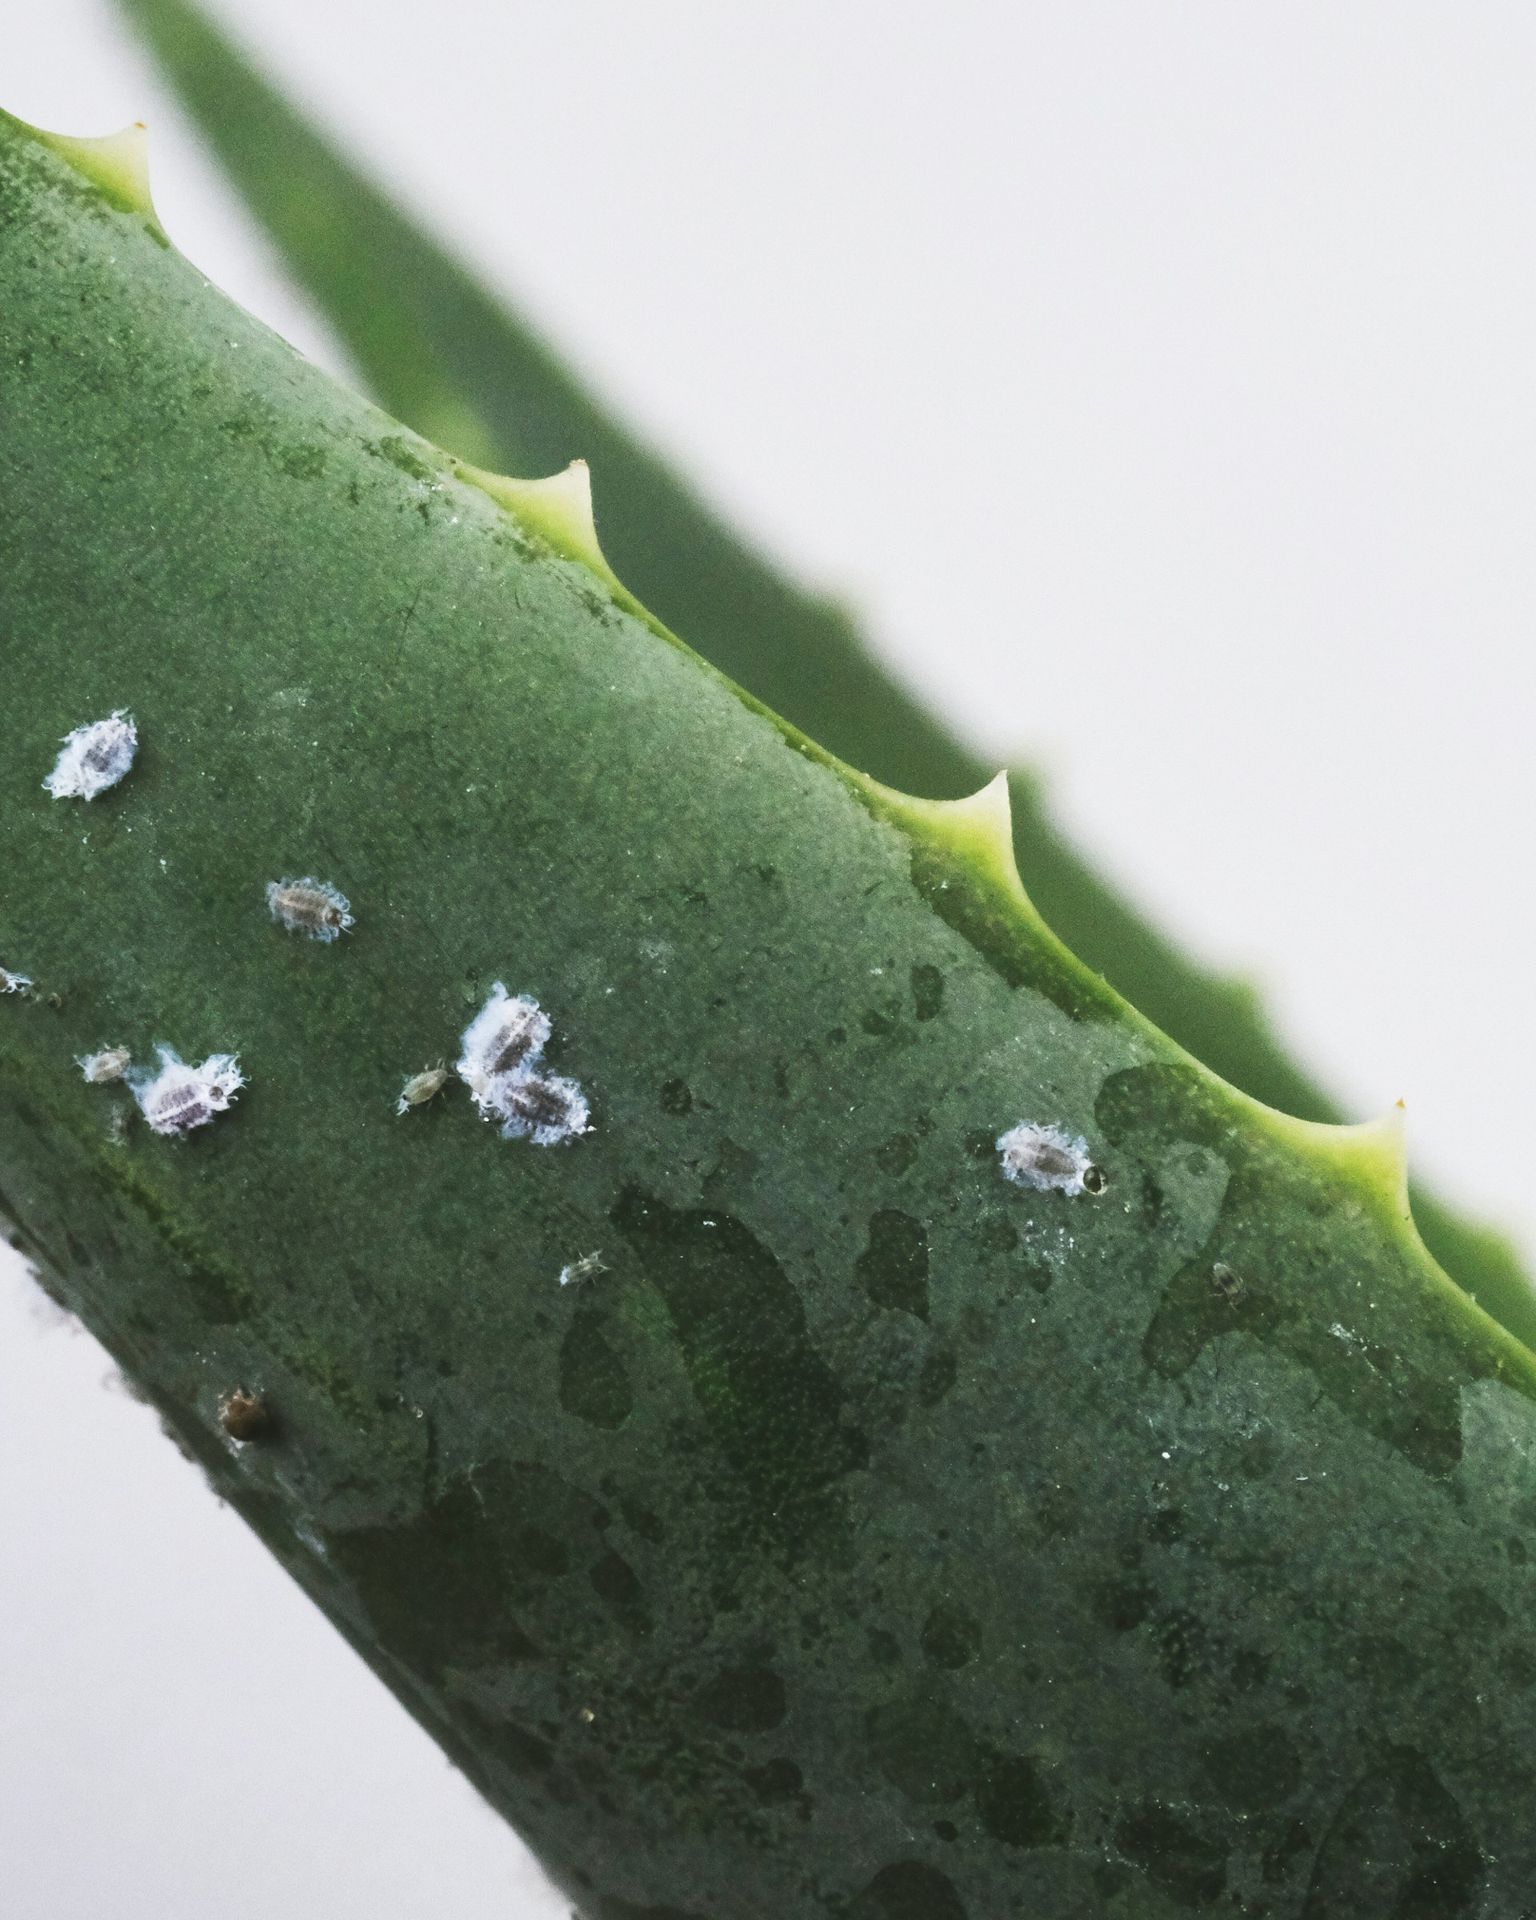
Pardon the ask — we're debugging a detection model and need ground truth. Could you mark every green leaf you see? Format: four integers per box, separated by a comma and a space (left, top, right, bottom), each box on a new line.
6, 113, 1536, 1919
113, 0, 1536, 1344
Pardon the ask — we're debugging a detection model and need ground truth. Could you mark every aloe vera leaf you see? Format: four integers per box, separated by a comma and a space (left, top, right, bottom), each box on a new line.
6, 115, 1536, 1920
109, 0, 1536, 1342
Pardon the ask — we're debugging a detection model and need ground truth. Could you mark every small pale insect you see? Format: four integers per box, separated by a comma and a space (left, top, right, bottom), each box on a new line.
77, 1045, 131, 1085
266, 876, 354, 942
995, 1121, 1105, 1197
45, 709, 138, 800
457, 982, 551, 1085
558, 1251, 608, 1287
218, 1386, 271, 1442
486, 1066, 591, 1147
396, 1063, 450, 1115
1210, 1262, 1244, 1304
127, 1046, 245, 1136
0, 967, 33, 996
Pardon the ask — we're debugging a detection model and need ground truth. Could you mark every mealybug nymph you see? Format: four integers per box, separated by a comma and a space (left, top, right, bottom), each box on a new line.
127, 1046, 245, 1136
396, 1063, 450, 1115
77, 1046, 131, 1085
559, 1251, 608, 1287
996, 1121, 1104, 1196
266, 876, 354, 942
45, 710, 138, 800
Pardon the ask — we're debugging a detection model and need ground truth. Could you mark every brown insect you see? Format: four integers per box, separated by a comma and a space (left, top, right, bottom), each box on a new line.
218, 1386, 271, 1442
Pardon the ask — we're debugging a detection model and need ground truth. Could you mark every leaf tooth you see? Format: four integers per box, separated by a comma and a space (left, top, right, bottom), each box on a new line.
22, 116, 165, 232
873, 769, 1024, 890
454, 457, 617, 586
1254, 1097, 1411, 1223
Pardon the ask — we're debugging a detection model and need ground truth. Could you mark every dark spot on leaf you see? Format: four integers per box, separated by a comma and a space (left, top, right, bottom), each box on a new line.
612, 1189, 866, 1533
857, 1211, 930, 1320
848, 1861, 968, 1920
918, 1345, 958, 1404
1115, 1802, 1228, 1906
920, 1600, 981, 1669
560, 1300, 634, 1429
695, 1663, 787, 1732
866, 1692, 978, 1804
910, 963, 944, 1021
743, 1757, 803, 1803
1301, 1747, 1484, 1919
876, 1132, 918, 1176
659, 1077, 693, 1115
1199, 1723, 1303, 1813
974, 1751, 1072, 1849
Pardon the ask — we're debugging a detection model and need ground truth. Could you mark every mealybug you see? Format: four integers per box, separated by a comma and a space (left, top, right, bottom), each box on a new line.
996, 1121, 1104, 1196
492, 1068, 590, 1146
77, 1046, 131, 1085
266, 876, 354, 942
396, 1063, 450, 1115
457, 984, 588, 1145
127, 1046, 245, 1136
457, 983, 551, 1085
218, 1386, 271, 1442
45, 710, 138, 800
0, 967, 33, 996
559, 1251, 608, 1287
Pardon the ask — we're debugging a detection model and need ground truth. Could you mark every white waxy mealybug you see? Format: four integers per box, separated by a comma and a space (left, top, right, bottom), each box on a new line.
457, 982, 551, 1086
0, 967, 33, 996
559, 1251, 608, 1287
492, 1069, 590, 1146
396, 1063, 450, 1115
266, 876, 354, 942
77, 1046, 131, 1085
45, 709, 138, 800
127, 1046, 245, 1136
456, 984, 589, 1146
995, 1121, 1105, 1196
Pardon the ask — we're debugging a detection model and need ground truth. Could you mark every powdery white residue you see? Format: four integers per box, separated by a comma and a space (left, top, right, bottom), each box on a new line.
127, 1046, 244, 1136
45, 710, 138, 800
996, 1121, 1102, 1196
77, 1045, 131, 1085
266, 876, 354, 942
456, 984, 588, 1146
396, 1063, 450, 1115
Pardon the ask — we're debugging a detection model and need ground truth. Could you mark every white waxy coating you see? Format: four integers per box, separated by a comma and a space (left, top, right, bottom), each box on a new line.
489, 1067, 590, 1146
457, 983, 551, 1089
77, 1046, 132, 1085
45, 710, 138, 800
127, 1046, 244, 1136
0, 968, 33, 995
558, 1251, 608, 1287
266, 876, 354, 942
456, 985, 588, 1145
996, 1121, 1099, 1196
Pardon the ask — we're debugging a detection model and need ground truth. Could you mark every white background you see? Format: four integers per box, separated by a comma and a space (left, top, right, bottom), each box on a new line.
4, 4, 1535, 1913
